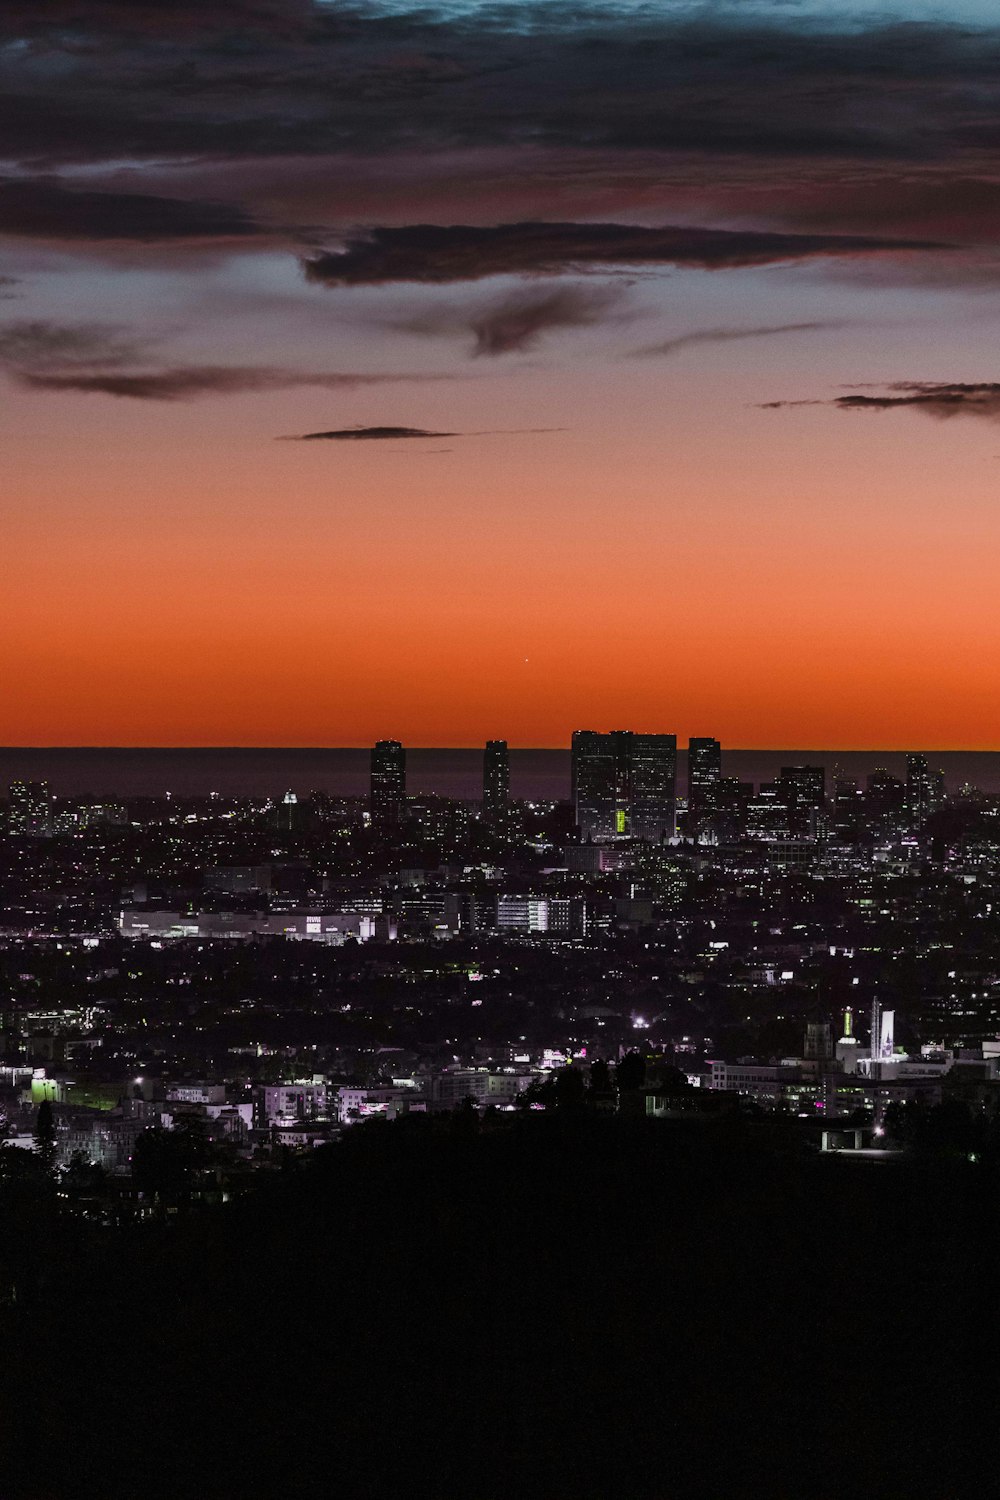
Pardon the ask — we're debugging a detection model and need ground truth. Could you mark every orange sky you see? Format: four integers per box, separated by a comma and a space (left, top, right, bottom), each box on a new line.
3, 3, 1000, 748
3, 266, 1000, 748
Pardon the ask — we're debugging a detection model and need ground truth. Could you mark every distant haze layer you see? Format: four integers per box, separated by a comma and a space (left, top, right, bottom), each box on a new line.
1, 748, 998, 800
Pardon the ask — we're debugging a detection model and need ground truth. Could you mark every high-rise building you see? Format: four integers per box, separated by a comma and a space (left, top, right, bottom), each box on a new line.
866, 768, 905, 823
803, 1022, 833, 1061
687, 737, 721, 834
571, 731, 617, 842
8, 781, 51, 837
571, 730, 676, 842
629, 734, 677, 843
482, 740, 510, 827
906, 753, 942, 822
370, 741, 406, 825
778, 764, 827, 838
710, 776, 753, 842
833, 777, 862, 832
779, 765, 826, 809
835, 1007, 860, 1072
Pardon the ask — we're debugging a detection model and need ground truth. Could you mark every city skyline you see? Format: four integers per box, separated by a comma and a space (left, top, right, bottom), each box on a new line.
3, 1, 1000, 748
1, 9, 990, 1493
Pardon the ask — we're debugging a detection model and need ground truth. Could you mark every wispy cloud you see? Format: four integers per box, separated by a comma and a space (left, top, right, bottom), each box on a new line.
0, 319, 146, 369
632, 321, 837, 358
469, 284, 625, 355
389, 283, 627, 355
0, 321, 454, 400
17, 366, 450, 401
761, 382, 1000, 422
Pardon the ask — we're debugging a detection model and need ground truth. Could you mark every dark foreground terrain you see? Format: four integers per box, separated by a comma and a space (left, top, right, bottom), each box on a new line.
1, 1116, 986, 1498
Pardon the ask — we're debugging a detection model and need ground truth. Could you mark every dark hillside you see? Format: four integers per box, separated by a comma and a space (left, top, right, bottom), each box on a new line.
2, 1116, 983, 1498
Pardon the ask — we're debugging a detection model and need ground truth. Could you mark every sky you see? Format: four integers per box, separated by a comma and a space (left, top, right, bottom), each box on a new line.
3, 0, 1000, 748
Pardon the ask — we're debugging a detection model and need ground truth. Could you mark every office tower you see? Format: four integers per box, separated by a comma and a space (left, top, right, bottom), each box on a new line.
8, 780, 51, 837
803, 1022, 833, 1061
865, 768, 905, 822
370, 740, 406, 825
272, 790, 303, 832
779, 764, 826, 809
833, 777, 862, 832
836, 1007, 861, 1072
572, 731, 617, 841
571, 730, 676, 842
906, 753, 942, 822
747, 781, 789, 841
483, 740, 510, 827
629, 734, 677, 842
778, 764, 826, 838
711, 776, 753, 842
688, 737, 721, 833
870, 998, 894, 1062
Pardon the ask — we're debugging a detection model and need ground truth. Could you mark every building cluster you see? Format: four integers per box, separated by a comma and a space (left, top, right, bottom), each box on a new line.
650, 1000, 1000, 1135
2, 734, 999, 1183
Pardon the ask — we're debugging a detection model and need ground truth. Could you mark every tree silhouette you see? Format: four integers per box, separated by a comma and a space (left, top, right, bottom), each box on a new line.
589, 1059, 613, 1095
132, 1117, 211, 1204
554, 1066, 586, 1111
615, 1052, 647, 1092
33, 1101, 57, 1174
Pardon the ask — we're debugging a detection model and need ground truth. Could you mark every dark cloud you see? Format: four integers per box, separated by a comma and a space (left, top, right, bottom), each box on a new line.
15, 365, 450, 401
0, 319, 147, 369
0, 6, 996, 297
0, 178, 260, 242
469, 284, 625, 356
285, 423, 564, 441
632, 321, 837, 358
289, 426, 457, 442
761, 383, 1000, 422
1, 8, 997, 175
0, 6, 995, 284
0, 317, 454, 399
305, 222, 941, 288
391, 283, 626, 355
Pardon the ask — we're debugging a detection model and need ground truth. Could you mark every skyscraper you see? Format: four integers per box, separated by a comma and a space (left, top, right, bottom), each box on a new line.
778, 764, 827, 837
628, 733, 677, 843
370, 741, 406, 825
687, 737, 721, 834
571, 730, 676, 842
571, 730, 618, 842
906, 753, 942, 822
483, 740, 510, 827
779, 765, 826, 809
8, 780, 51, 837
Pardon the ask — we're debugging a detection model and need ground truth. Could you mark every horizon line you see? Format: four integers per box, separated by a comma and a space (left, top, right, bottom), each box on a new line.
1, 745, 998, 755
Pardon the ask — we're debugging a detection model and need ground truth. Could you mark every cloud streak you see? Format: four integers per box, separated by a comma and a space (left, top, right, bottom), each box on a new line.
284, 424, 565, 442
288, 426, 458, 442
761, 382, 1000, 422
0, 321, 455, 400
632, 321, 837, 358
304, 222, 943, 288
0, 178, 261, 242
15, 366, 452, 401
